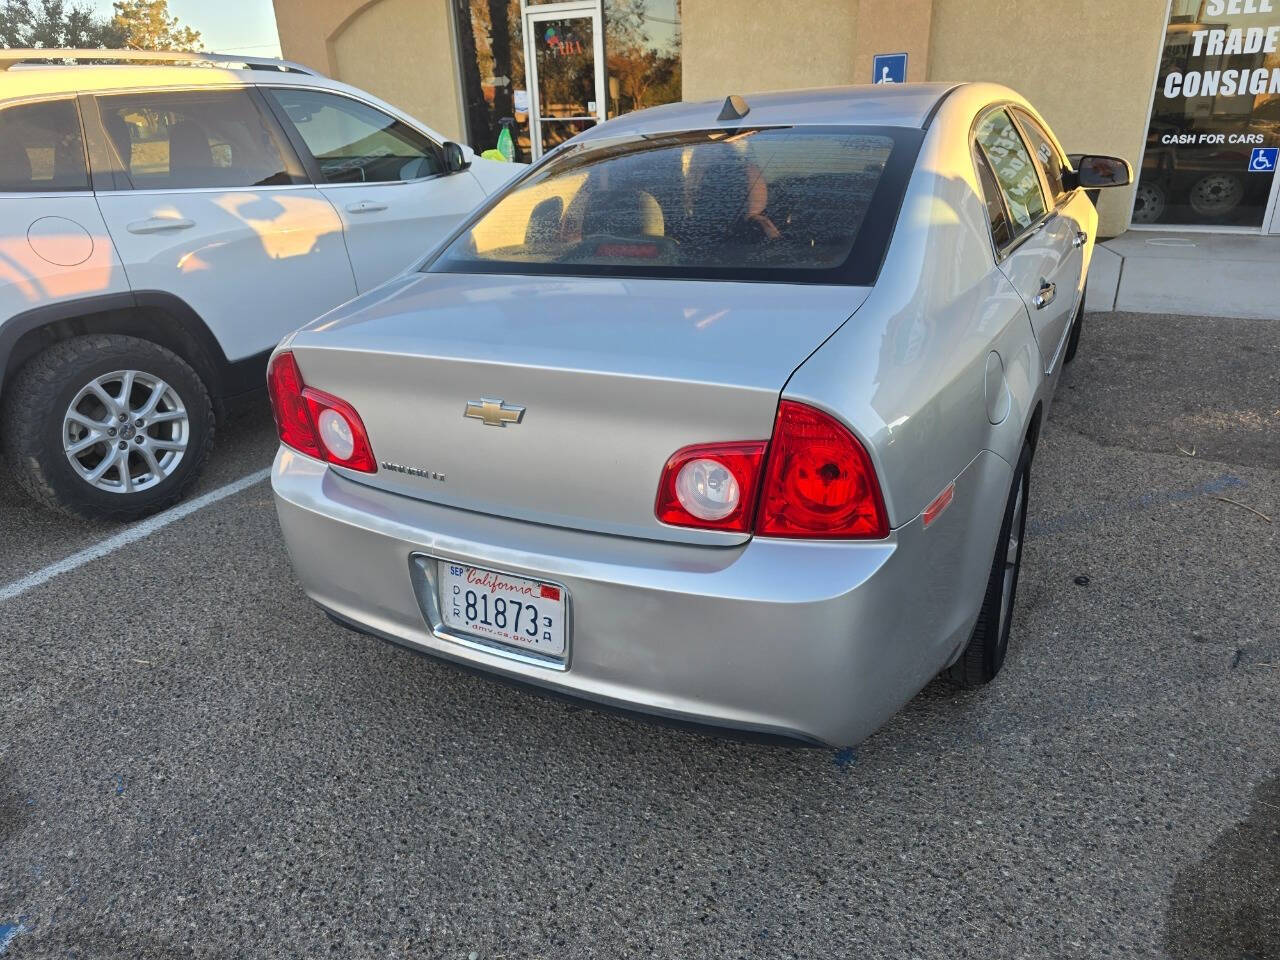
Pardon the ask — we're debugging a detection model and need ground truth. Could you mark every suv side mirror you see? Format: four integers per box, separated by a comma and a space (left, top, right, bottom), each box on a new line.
1068, 155, 1132, 189
443, 141, 470, 174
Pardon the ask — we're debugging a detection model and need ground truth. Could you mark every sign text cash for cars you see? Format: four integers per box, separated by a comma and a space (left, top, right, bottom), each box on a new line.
1160, 0, 1280, 122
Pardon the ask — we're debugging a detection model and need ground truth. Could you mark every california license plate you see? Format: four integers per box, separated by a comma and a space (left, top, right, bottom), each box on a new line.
438, 562, 568, 660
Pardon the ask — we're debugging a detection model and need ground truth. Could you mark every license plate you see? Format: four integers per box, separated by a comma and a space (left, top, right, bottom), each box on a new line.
438, 562, 568, 660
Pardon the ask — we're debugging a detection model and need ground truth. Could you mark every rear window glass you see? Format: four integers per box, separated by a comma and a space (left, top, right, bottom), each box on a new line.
429, 126, 920, 285
0, 99, 88, 193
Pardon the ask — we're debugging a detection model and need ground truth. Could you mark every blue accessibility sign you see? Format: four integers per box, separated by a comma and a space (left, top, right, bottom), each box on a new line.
872, 52, 908, 85
1248, 146, 1278, 172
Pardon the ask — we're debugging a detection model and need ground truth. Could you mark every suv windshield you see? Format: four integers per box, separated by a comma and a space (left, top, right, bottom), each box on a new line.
428, 125, 921, 285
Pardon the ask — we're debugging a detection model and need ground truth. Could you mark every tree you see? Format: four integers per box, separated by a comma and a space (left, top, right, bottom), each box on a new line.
604, 0, 680, 114
110, 0, 201, 50
0, 0, 124, 48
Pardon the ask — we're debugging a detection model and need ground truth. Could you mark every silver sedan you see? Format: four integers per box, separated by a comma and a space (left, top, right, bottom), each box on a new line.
268, 83, 1132, 746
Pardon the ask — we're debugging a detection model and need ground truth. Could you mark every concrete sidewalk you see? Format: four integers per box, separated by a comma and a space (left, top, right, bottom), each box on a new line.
1087, 231, 1280, 320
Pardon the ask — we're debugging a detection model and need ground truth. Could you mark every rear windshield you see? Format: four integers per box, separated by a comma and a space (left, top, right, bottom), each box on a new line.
428, 125, 921, 285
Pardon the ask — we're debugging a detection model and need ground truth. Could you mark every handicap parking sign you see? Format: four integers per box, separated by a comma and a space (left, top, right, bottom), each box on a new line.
872, 53, 908, 85
1248, 146, 1278, 172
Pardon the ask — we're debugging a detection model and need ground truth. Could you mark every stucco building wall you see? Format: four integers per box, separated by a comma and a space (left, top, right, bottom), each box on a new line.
927, 0, 1168, 236
274, 0, 464, 141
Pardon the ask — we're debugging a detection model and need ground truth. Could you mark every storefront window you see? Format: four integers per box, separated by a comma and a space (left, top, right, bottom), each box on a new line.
454, 0, 531, 161
455, 0, 682, 161
604, 0, 682, 119
1135, 0, 1280, 227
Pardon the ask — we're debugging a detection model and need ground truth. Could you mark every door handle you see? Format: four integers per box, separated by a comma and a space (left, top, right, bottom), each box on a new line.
126, 217, 195, 234
1034, 280, 1057, 310
345, 200, 388, 214
1073, 230, 1088, 248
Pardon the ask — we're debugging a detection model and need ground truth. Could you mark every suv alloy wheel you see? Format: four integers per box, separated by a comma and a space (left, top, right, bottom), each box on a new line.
1, 334, 214, 521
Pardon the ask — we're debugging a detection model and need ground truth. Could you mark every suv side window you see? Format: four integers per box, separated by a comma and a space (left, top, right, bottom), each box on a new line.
1012, 107, 1068, 204
265, 88, 443, 184
974, 109, 1047, 235
0, 99, 89, 193
94, 89, 299, 190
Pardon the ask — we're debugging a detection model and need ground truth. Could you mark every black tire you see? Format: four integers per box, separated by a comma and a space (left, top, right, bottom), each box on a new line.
0, 334, 214, 522
948, 441, 1031, 688
1063, 296, 1084, 366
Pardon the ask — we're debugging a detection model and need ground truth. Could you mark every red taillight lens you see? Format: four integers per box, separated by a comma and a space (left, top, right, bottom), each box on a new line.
267, 351, 321, 459
655, 441, 767, 532
266, 351, 377, 473
756, 401, 887, 539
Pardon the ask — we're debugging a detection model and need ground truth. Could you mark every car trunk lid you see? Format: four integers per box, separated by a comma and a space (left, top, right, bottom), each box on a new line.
288, 273, 867, 544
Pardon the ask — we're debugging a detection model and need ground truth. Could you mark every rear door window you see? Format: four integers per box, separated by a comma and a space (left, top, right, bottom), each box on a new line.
429, 126, 921, 285
0, 98, 89, 192
1012, 107, 1068, 204
975, 109, 1047, 234
94, 89, 300, 190
973, 144, 1013, 251
265, 88, 443, 184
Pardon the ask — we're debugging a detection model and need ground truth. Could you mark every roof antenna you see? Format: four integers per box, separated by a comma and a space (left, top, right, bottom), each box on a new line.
717, 94, 750, 122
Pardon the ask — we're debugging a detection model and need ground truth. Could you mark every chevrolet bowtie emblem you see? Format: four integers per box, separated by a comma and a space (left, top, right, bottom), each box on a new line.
464, 397, 526, 427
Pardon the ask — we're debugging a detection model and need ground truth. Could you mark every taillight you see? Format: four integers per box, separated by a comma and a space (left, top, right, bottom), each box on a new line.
655, 441, 767, 532
266, 351, 321, 459
756, 401, 887, 539
654, 401, 887, 539
266, 351, 377, 473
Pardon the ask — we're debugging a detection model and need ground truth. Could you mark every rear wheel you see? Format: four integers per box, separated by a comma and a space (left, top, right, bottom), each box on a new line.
948, 441, 1030, 687
1, 334, 214, 522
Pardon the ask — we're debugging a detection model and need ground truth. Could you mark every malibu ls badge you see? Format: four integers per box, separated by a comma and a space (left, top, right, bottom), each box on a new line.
464, 397, 526, 427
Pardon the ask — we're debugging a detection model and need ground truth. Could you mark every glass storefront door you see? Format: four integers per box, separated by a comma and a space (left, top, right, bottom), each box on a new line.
525, 5, 606, 159
1134, 0, 1280, 230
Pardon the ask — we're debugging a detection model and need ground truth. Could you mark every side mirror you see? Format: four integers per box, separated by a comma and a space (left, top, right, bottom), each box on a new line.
1069, 155, 1132, 189
443, 141, 470, 174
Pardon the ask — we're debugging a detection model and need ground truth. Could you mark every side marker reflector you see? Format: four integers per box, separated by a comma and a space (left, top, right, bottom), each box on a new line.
923, 482, 955, 527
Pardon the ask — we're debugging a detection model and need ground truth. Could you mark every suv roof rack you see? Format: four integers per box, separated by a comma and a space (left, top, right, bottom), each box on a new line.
0, 48, 320, 76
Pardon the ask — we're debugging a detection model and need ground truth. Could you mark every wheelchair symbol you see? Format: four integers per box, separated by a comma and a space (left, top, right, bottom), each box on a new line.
1248, 147, 1278, 172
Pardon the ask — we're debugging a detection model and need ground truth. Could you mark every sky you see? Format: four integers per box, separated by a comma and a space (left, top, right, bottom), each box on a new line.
86, 0, 282, 58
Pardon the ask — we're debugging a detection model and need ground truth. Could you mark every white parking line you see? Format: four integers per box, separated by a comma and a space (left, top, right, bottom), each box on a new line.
0, 467, 271, 605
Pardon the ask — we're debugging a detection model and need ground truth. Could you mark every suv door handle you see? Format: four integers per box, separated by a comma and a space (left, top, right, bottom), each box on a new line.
126, 217, 195, 234
1034, 280, 1057, 309
1073, 230, 1088, 248
345, 200, 388, 214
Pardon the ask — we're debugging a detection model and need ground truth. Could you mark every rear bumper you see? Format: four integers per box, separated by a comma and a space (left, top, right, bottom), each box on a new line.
272, 448, 1009, 746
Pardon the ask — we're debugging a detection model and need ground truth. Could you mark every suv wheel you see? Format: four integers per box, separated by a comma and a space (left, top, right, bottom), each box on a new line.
1, 334, 214, 522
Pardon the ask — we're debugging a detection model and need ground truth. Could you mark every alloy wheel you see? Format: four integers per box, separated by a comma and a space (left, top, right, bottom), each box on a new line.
62, 370, 190, 494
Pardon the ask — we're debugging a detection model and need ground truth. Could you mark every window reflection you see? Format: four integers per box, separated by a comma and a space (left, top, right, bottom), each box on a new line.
604, 0, 681, 119
454, 0, 531, 161
453, 0, 683, 161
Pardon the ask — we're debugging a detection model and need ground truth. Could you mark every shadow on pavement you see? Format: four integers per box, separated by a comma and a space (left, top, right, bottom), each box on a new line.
1164, 772, 1280, 960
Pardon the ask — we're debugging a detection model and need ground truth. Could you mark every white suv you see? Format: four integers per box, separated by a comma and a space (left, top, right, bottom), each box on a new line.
0, 49, 517, 521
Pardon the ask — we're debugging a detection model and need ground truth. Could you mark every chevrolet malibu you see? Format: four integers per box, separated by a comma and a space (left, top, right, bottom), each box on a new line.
268, 83, 1131, 746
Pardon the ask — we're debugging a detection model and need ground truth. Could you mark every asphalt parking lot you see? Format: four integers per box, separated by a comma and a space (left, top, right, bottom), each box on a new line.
1, 310, 1277, 959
